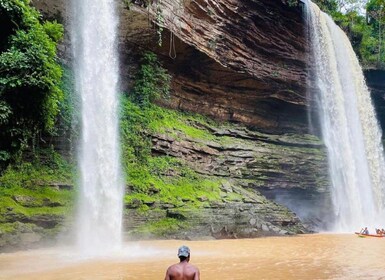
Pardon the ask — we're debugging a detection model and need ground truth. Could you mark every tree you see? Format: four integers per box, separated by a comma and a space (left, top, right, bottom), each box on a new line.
337, 0, 367, 14
0, 0, 63, 166
311, 0, 384, 68
367, 0, 385, 65
130, 51, 170, 108
313, 0, 339, 14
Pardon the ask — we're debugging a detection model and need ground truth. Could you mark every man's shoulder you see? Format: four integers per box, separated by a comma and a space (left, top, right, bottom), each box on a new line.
167, 262, 198, 272
167, 263, 180, 270
186, 263, 199, 272
188, 263, 199, 269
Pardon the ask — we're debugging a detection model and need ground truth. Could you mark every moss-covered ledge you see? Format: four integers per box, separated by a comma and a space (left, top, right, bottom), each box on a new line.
0, 154, 74, 251
124, 180, 308, 240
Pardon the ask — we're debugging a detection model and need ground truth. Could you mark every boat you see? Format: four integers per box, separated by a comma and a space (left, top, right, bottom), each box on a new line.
355, 232, 385, 238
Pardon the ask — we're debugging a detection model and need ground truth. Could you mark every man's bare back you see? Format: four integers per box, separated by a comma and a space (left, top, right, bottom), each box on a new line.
164, 261, 200, 280
164, 246, 200, 280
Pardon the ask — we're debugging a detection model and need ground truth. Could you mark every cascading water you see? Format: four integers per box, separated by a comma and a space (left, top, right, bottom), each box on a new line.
305, 0, 385, 232
71, 0, 123, 255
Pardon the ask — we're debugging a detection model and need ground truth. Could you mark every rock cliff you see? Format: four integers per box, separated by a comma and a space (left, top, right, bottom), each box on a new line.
19, 0, 332, 247
34, 0, 310, 132
365, 70, 385, 133
123, 0, 310, 132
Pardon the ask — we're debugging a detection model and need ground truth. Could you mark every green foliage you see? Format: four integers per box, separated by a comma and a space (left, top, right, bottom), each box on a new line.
0, 222, 18, 234
125, 155, 222, 207
366, 0, 385, 66
0, 151, 73, 187
367, 0, 385, 22
120, 95, 225, 215
122, 0, 151, 10
122, 0, 133, 10
131, 218, 189, 236
121, 97, 152, 164
0, 0, 64, 165
0, 151, 10, 163
313, 0, 339, 14
120, 98, 223, 211
0, 100, 11, 125
147, 105, 216, 141
155, 1, 164, 46
0, 151, 74, 220
120, 98, 216, 167
43, 20, 64, 43
286, 0, 299, 7
130, 51, 170, 107
311, 0, 385, 68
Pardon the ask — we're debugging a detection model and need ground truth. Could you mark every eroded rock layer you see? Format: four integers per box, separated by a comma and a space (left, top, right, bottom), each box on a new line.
34, 0, 309, 132
20, 0, 332, 246
134, 0, 309, 132
365, 70, 385, 133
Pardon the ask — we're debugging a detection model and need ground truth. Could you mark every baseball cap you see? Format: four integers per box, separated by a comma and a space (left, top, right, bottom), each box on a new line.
177, 245, 190, 257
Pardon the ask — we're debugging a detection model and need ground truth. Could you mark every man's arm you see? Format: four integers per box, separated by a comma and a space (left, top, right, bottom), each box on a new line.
164, 267, 171, 280
194, 268, 200, 280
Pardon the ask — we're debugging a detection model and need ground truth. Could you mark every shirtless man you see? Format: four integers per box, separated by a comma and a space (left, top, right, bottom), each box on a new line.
164, 245, 200, 280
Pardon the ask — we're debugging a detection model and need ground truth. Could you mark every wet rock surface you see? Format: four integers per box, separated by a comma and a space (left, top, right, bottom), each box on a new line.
365, 70, 385, 133
125, 182, 308, 240
125, 122, 327, 240
34, 0, 309, 133
23, 0, 329, 246
151, 123, 328, 191
136, 0, 309, 133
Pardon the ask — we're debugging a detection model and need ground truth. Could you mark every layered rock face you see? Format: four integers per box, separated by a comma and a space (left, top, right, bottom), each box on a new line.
0, 183, 72, 252
26, 0, 331, 243
151, 125, 327, 190
365, 70, 385, 133
119, 0, 329, 229
126, 0, 310, 133
34, 0, 309, 132
142, 121, 329, 238
125, 182, 308, 240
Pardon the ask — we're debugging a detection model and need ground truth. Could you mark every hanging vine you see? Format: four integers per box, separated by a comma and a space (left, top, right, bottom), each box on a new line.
155, 0, 165, 46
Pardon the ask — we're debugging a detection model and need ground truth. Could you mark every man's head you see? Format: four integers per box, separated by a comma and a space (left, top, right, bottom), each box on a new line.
177, 245, 190, 261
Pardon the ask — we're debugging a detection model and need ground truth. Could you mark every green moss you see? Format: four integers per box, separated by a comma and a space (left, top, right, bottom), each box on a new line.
121, 98, 326, 212
224, 191, 244, 202
125, 153, 222, 209
0, 222, 18, 234
131, 218, 189, 236
147, 106, 216, 141
126, 173, 222, 208
123, 97, 220, 143
0, 151, 74, 223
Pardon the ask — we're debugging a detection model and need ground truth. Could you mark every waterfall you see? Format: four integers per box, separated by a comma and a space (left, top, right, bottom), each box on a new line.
71, 0, 123, 255
305, 1, 385, 232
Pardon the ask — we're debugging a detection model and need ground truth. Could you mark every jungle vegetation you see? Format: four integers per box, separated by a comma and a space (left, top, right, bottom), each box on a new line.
0, 0, 384, 238
1, 0, 385, 171
310, 0, 385, 68
0, 0, 63, 168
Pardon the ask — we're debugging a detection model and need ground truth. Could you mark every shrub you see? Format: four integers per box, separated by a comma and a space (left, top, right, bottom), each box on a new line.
0, 0, 64, 166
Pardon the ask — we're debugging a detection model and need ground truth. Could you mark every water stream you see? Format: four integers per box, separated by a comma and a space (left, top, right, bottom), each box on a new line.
305, 1, 385, 231
71, 0, 123, 255
2, 235, 385, 279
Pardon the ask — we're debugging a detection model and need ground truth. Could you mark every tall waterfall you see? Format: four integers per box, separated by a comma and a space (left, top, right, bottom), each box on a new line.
71, 0, 123, 255
305, 1, 385, 231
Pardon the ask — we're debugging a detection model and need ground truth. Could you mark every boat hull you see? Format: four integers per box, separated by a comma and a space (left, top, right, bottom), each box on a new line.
355, 232, 384, 238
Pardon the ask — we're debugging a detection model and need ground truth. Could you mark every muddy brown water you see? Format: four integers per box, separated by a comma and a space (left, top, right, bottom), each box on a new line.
1, 234, 385, 279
